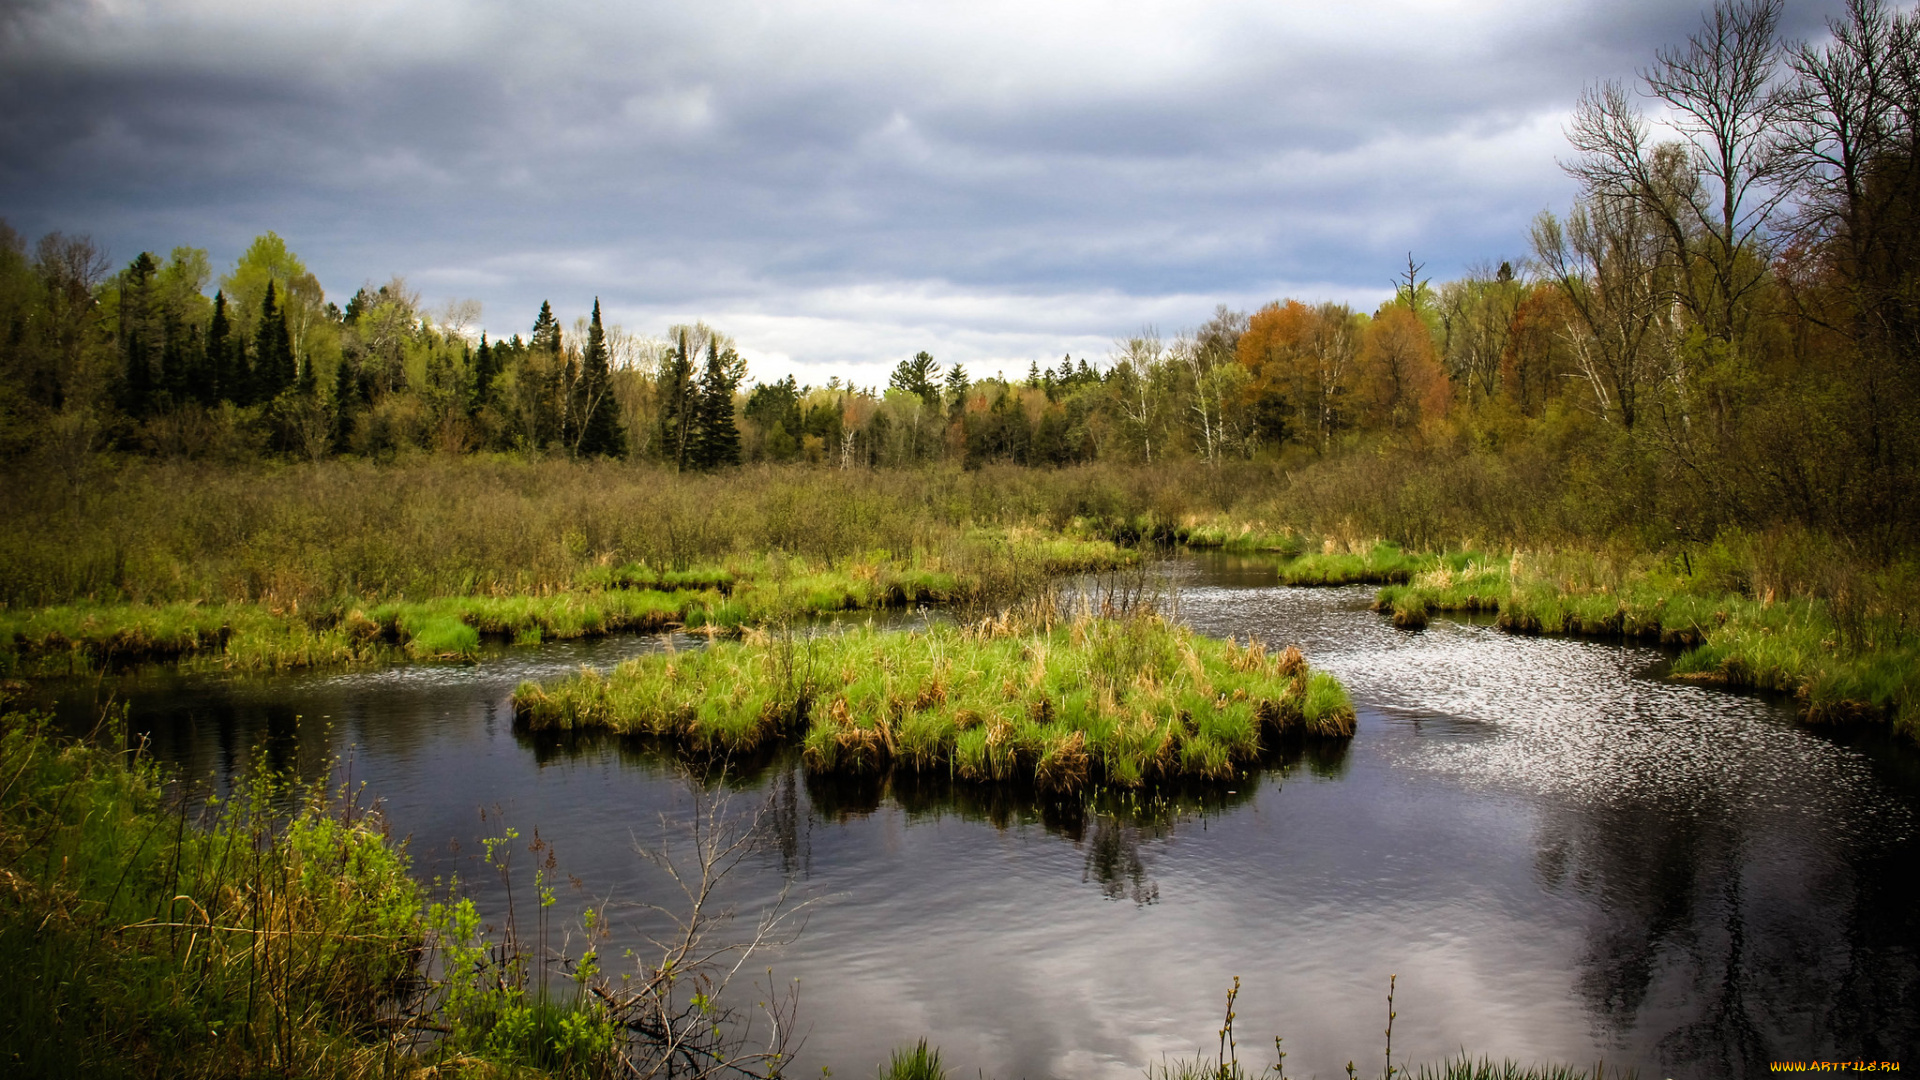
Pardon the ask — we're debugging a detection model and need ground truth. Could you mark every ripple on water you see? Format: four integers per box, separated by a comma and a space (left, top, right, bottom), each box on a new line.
1177, 582, 1912, 848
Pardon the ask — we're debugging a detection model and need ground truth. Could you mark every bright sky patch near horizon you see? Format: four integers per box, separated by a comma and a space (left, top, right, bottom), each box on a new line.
0, 0, 1849, 385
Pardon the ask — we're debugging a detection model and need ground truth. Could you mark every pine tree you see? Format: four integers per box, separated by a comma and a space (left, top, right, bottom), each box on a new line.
472, 333, 495, 414
332, 355, 357, 454
575, 298, 626, 457
691, 338, 741, 468
252, 280, 295, 401
206, 291, 234, 404
889, 351, 941, 407
944, 364, 970, 421
119, 252, 160, 418
656, 329, 696, 469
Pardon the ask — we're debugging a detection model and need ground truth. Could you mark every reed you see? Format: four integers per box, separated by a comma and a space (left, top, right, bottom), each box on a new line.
512, 609, 1353, 790
881, 1039, 949, 1080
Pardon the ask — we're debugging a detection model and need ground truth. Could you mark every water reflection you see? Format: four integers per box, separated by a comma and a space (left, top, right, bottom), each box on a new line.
21, 554, 1920, 1079
1082, 816, 1158, 906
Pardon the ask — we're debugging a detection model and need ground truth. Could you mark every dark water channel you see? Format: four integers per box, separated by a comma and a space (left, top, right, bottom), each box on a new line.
40, 553, 1920, 1079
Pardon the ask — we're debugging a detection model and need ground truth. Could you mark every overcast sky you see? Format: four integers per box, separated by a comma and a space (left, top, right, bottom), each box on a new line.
0, 0, 1848, 384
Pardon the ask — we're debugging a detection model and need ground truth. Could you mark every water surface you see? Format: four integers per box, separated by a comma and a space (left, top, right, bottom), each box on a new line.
42, 553, 1920, 1079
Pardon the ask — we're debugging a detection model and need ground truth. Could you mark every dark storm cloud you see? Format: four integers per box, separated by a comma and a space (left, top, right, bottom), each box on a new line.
0, 0, 1852, 378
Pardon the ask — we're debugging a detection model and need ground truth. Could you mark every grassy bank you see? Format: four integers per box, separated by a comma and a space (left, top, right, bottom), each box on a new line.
512, 610, 1354, 789
0, 710, 427, 1077
1363, 546, 1920, 736
0, 532, 1136, 674
0, 710, 810, 1079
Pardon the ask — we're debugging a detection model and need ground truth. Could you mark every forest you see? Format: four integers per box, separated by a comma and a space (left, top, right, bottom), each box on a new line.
3, 0, 1918, 562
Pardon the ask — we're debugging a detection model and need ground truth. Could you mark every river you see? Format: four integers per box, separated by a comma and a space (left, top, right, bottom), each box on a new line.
41, 552, 1920, 1079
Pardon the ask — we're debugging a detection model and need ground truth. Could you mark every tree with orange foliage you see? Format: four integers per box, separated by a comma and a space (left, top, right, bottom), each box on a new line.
1500, 284, 1576, 416
1236, 299, 1359, 453
1358, 305, 1449, 431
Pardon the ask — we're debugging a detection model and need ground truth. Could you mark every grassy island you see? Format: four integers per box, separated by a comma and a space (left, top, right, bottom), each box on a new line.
513, 611, 1354, 789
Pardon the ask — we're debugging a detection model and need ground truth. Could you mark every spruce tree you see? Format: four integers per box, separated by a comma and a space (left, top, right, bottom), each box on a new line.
332, 355, 357, 454
206, 291, 234, 404
656, 329, 696, 469
944, 363, 970, 421
692, 338, 741, 468
472, 333, 495, 414
119, 252, 160, 418
530, 300, 561, 355
252, 280, 295, 401
575, 298, 626, 457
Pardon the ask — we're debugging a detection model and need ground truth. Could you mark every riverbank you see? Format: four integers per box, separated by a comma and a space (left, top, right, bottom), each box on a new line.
1272, 542, 1920, 738
512, 610, 1355, 789
0, 534, 1136, 674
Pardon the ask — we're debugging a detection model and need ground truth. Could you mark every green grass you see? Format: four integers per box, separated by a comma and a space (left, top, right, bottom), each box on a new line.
0, 711, 423, 1078
1181, 517, 1307, 556
1369, 548, 1920, 737
0, 532, 1139, 673
882, 1039, 948, 1080
1271, 541, 1441, 586
1408, 1056, 1628, 1080
512, 611, 1354, 789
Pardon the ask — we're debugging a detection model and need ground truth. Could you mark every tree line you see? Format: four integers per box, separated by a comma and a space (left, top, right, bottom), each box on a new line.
1, 0, 1915, 547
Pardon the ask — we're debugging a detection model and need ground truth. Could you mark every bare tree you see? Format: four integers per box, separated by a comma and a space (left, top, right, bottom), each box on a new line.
1531, 197, 1677, 430
1109, 330, 1166, 464
1778, 0, 1920, 365
1566, 0, 1787, 345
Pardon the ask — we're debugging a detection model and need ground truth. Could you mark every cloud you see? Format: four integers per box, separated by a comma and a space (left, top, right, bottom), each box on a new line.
0, 0, 1853, 382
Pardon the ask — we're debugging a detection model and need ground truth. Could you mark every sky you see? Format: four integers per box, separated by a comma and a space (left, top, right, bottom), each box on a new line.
0, 0, 1849, 385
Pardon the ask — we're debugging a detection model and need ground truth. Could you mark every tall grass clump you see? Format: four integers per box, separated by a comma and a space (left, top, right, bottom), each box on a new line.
513, 607, 1353, 789
881, 1039, 949, 1080
0, 710, 423, 1079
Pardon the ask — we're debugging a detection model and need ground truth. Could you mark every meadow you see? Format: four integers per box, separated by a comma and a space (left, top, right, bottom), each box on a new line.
3, 455, 1915, 739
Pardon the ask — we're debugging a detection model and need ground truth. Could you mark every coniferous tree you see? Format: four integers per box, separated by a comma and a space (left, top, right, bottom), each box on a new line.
530, 300, 561, 354
656, 329, 696, 469
332, 355, 357, 454
472, 333, 495, 414
944, 363, 970, 421
252, 280, 294, 401
206, 290, 234, 404
118, 252, 160, 418
692, 338, 742, 468
575, 298, 626, 457
889, 351, 941, 407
